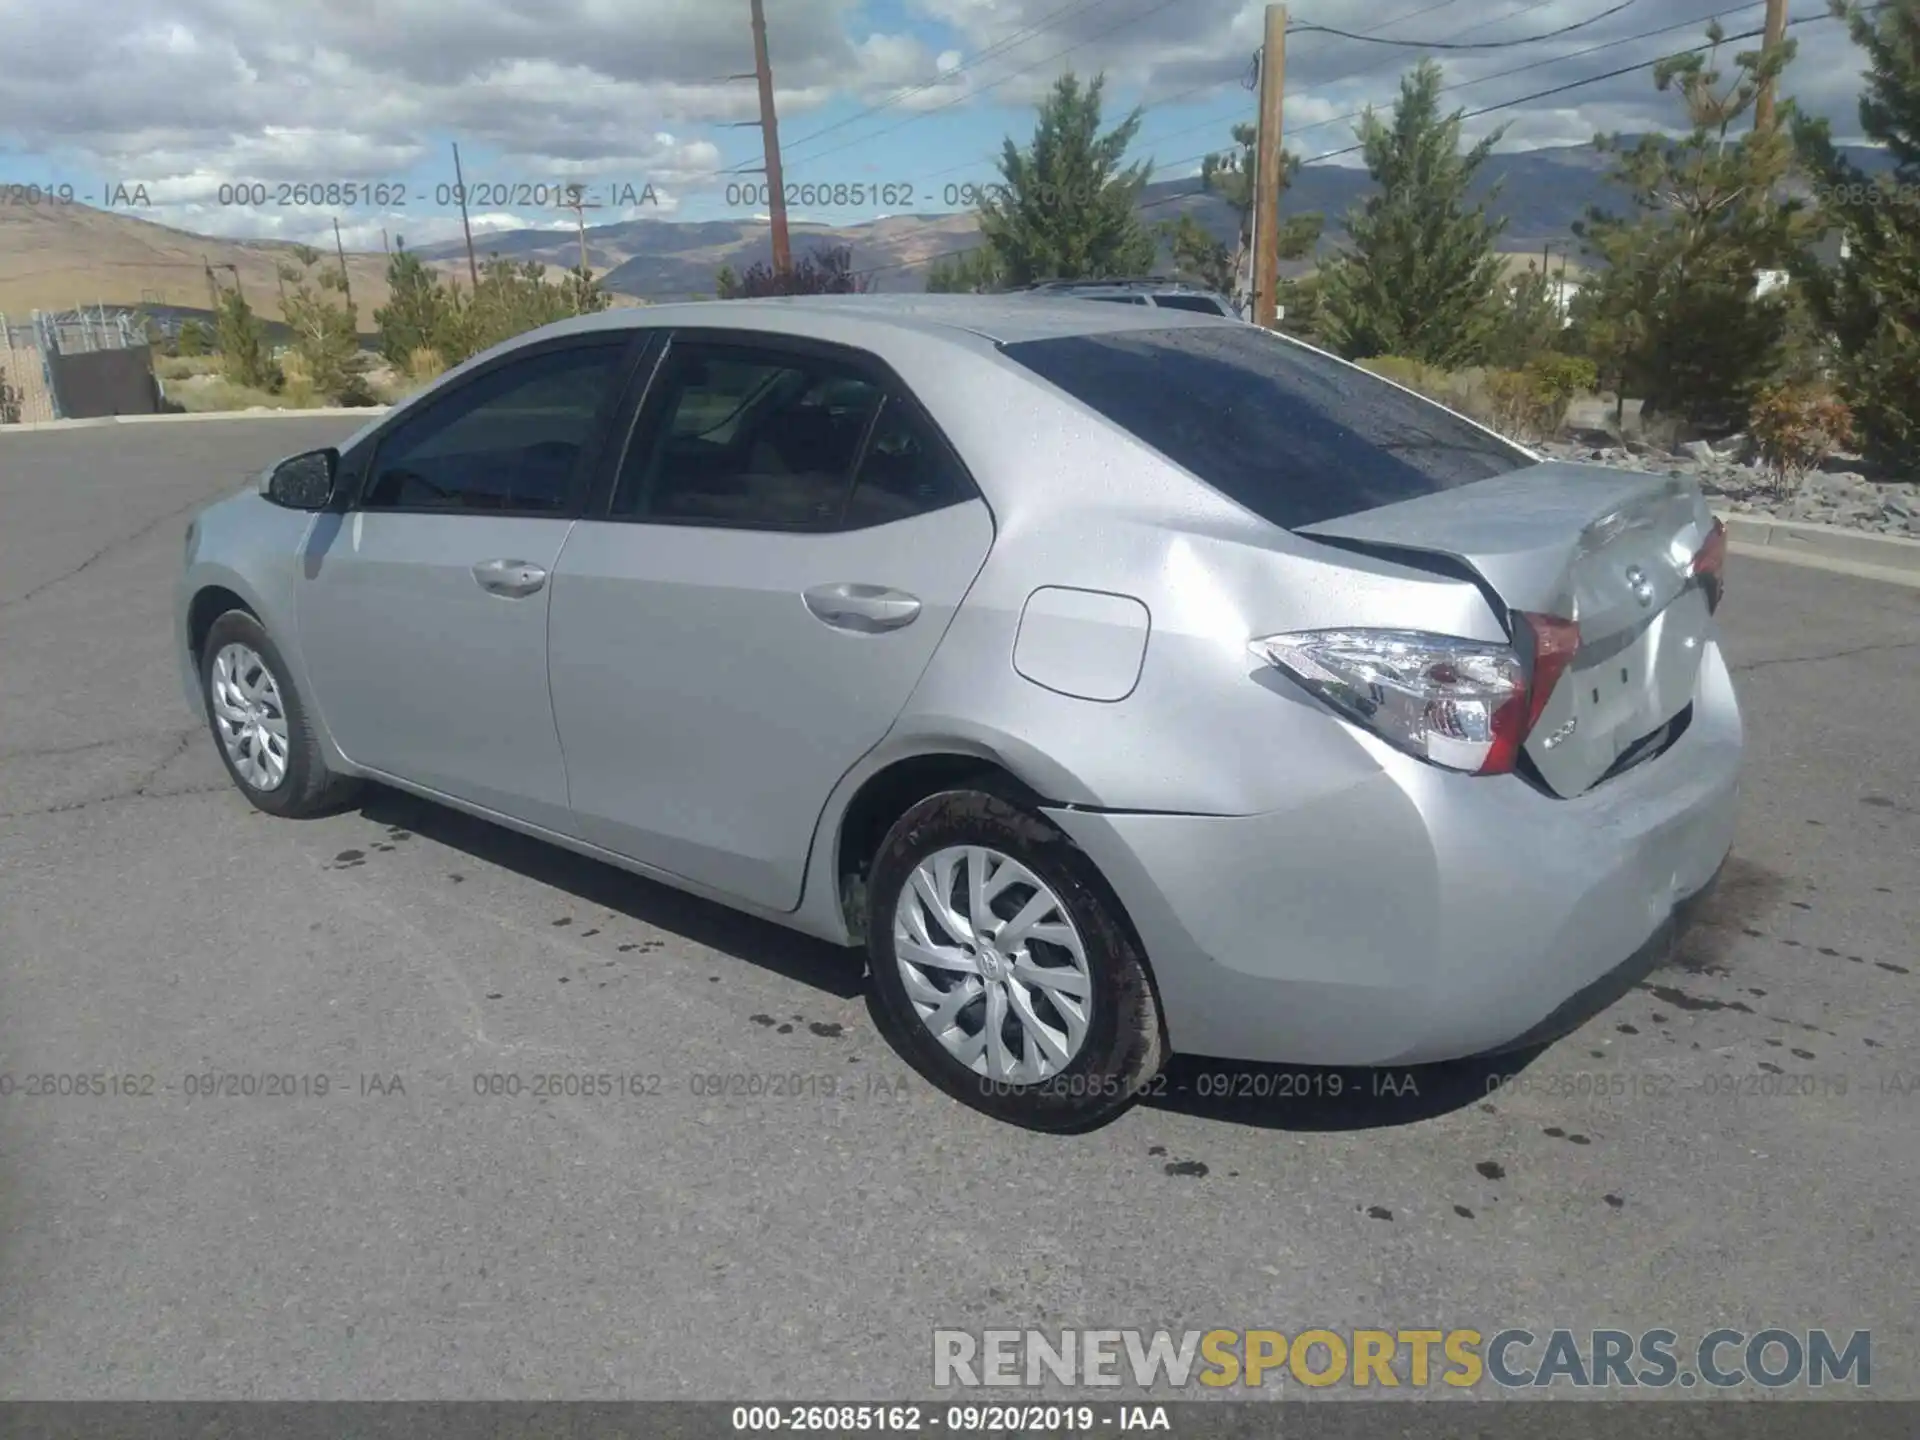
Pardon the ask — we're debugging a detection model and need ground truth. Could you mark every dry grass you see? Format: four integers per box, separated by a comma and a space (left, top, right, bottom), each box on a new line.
366, 370, 432, 406
154, 354, 223, 381
1358, 354, 1599, 444
163, 377, 301, 412
407, 346, 448, 383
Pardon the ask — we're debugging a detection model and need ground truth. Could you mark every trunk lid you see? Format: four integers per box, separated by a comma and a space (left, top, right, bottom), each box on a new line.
1298, 461, 1720, 797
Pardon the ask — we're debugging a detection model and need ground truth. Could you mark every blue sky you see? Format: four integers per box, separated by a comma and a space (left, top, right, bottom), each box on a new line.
0, 0, 1881, 251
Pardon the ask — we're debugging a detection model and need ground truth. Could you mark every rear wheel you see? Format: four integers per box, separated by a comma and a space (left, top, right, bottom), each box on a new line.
866, 788, 1164, 1131
200, 609, 359, 818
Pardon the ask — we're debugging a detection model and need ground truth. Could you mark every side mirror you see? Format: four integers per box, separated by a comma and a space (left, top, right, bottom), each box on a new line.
261, 449, 339, 510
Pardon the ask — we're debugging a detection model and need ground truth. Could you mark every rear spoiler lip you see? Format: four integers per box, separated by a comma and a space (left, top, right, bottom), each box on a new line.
1295, 462, 1711, 619
1287, 530, 1517, 642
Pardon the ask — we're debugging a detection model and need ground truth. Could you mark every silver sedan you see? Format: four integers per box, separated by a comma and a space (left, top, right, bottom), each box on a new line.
175, 294, 1741, 1130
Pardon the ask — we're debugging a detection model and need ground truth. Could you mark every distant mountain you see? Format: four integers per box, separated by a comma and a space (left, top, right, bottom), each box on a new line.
2, 141, 1894, 317
409, 212, 983, 298
1133, 137, 1896, 258
0, 201, 433, 323
411, 139, 1894, 300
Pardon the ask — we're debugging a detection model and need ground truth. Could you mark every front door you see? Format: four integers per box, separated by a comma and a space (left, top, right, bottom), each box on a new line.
298, 336, 636, 832
547, 334, 995, 910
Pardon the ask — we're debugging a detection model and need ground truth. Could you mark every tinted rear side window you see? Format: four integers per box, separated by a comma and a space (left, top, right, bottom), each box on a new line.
1001, 326, 1533, 528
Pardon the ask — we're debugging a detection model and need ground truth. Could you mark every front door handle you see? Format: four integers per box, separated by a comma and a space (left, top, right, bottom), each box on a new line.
803, 583, 922, 633
472, 558, 549, 599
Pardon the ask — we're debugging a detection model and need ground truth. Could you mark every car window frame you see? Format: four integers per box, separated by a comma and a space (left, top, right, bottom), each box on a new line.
340, 330, 652, 520
587, 327, 984, 534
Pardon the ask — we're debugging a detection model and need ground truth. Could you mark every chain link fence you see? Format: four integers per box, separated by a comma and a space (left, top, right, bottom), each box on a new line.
0, 308, 159, 423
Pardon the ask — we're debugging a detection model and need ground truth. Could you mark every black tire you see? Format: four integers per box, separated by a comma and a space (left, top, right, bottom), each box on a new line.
865, 788, 1165, 1132
199, 609, 360, 818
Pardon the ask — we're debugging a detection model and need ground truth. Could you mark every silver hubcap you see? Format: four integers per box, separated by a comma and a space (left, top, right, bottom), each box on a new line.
209, 643, 290, 791
892, 845, 1093, 1084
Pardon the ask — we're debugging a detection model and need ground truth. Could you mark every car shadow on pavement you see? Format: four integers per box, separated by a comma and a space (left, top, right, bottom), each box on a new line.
1137, 1048, 1552, 1132
354, 786, 867, 1001
350, 784, 1560, 1132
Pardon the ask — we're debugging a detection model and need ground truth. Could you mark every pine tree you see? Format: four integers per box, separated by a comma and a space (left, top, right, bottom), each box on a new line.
559, 263, 612, 316
374, 239, 459, 366
975, 72, 1157, 284
924, 246, 1005, 293
213, 285, 275, 391
1487, 262, 1569, 368
278, 246, 367, 404
1200, 120, 1322, 307
1318, 60, 1509, 366
716, 245, 873, 297
1572, 23, 1814, 433
1162, 215, 1236, 292
1793, 0, 1920, 466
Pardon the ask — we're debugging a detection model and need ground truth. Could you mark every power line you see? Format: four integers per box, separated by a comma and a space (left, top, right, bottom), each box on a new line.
597, 1, 1149, 204
1125, 0, 1775, 202
1287, 0, 1641, 49
778, 0, 1192, 174
1115, 0, 1565, 166
777, 0, 1116, 156
1298, 3, 1863, 164
913, 0, 1466, 192
1282, 0, 1768, 145
854, 2, 1857, 280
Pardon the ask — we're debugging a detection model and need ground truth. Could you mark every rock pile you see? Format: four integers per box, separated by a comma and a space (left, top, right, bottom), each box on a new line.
1534, 435, 1919, 537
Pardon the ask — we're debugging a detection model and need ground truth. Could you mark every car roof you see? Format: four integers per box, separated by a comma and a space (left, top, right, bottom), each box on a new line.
517, 291, 1236, 350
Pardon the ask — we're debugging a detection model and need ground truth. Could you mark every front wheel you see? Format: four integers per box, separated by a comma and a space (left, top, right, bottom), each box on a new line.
865, 788, 1165, 1131
200, 609, 359, 818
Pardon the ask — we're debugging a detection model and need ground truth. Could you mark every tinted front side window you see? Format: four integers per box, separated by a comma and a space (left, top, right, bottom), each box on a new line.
361, 342, 626, 513
613, 343, 882, 528
1001, 326, 1533, 529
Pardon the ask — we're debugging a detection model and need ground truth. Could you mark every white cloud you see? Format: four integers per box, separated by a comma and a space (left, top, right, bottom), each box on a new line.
0, 0, 1880, 243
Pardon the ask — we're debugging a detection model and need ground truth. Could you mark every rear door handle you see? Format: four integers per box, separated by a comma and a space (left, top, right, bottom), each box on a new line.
803, 583, 922, 633
472, 558, 549, 599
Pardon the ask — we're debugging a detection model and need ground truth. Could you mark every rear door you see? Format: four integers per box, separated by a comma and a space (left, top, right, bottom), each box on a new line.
546, 331, 994, 911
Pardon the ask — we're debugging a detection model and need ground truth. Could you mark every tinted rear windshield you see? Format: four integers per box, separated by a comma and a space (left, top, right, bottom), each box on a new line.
1001, 326, 1534, 529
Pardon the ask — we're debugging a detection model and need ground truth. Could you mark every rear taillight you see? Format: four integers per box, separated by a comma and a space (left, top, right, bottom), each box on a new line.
1690, 518, 1727, 613
1251, 615, 1580, 777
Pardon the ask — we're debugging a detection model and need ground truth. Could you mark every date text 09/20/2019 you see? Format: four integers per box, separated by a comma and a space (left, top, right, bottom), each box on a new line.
729, 1406, 1173, 1432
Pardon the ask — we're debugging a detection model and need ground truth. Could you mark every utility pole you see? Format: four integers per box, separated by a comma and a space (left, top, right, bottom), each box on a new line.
1755, 0, 1788, 133
332, 216, 355, 313
450, 141, 481, 288
562, 186, 597, 275
1251, 4, 1288, 330
748, 0, 792, 276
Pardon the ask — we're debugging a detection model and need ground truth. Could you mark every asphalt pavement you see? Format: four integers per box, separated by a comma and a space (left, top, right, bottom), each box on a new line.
1, 417, 1916, 1400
